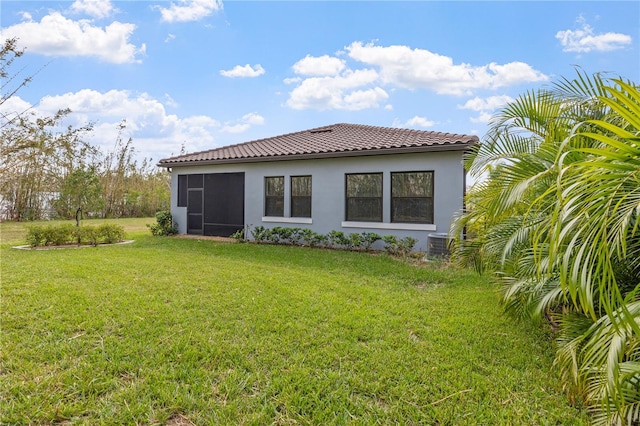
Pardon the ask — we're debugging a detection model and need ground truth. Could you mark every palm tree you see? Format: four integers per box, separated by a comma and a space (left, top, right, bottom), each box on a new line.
453, 72, 607, 318
453, 72, 640, 424
548, 78, 640, 424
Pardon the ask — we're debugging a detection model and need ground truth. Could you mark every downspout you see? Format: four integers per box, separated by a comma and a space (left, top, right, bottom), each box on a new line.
462, 156, 467, 241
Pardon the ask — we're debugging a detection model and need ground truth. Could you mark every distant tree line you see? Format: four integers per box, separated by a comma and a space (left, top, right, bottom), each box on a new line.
0, 38, 170, 221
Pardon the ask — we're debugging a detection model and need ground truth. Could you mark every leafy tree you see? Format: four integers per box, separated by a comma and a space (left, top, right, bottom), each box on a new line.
96, 120, 170, 218
1, 37, 31, 109
54, 167, 104, 219
1, 38, 94, 220
0, 108, 94, 220
0, 39, 170, 221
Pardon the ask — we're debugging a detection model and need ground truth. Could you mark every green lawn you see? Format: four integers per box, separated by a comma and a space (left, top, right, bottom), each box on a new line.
1, 219, 586, 424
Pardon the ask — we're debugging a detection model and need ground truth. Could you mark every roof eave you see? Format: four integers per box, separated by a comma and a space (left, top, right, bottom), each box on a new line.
157, 143, 475, 168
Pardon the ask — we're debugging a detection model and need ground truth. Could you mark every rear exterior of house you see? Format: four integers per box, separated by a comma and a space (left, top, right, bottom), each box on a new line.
157, 123, 478, 252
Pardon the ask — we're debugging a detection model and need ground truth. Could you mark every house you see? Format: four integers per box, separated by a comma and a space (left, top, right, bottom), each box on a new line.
157, 123, 478, 252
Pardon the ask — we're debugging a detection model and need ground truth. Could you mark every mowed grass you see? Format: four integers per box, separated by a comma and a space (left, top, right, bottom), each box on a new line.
1, 219, 587, 424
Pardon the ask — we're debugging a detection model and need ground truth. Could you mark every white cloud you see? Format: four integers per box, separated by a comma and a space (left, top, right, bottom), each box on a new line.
345, 41, 548, 95
286, 69, 386, 110
221, 112, 265, 133
459, 95, 513, 112
165, 33, 176, 43
292, 55, 346, 76
220, 124, 249, 133
342, 88, 389, 111
70, 0, 114, 19
220, 64, 265, 78
405, 116, 436, 128
484, 62, 548, 89
2, 90, 268, 160
469, 111, 493, 124
31, 89, 220, 160
157, 0, 223, 23
285, 41, 548, 111
556, 18, 632, 53
164, 93, 178, 108
0, 12, 145, 64
459, 95, 513, 124
242, 112, 265, 125
0, 96, 35, 125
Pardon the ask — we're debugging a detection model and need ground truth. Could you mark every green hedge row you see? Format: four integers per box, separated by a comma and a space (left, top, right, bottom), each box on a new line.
234, 225, 418, 257
26, 223, 126, 247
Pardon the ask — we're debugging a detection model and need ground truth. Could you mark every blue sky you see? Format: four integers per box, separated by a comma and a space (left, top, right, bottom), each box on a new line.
1, 0, 638, 164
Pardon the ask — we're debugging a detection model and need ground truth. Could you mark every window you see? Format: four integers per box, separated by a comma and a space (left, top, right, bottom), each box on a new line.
391, 171, 433, 223
345, 173, 382, 222
264, 176, 284, 217
188, 174, 204, 189
291, 175, 311, 218
178, 174, 203, 207
177, 175, 187, 207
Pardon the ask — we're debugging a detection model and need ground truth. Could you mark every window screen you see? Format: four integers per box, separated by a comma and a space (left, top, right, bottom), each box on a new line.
264, 176, 284, 217
291, 175, 311, 218
345, 173, 382, 222
391, 171, 434, 223
177, 175, 187, 207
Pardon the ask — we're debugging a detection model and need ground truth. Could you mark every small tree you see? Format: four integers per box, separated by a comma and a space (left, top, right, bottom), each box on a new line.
54, 167, 104, 220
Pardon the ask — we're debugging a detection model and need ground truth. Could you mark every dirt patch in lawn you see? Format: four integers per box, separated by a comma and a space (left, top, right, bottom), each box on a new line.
165, 413, 196, 426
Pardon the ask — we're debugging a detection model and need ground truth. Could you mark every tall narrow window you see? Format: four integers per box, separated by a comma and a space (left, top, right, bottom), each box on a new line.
291, 175, 312, 218
345, 173, 383, 222
177, 175, 187, 207
391, 171, 434, 223
264, 176, 284, 217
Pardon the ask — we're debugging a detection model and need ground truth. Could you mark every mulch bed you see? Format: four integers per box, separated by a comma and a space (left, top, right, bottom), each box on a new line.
12, 240, 135, 250
173, 234, 235, 243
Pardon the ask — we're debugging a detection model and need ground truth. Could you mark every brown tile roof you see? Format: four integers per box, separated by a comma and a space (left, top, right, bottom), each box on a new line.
158, 123, 478, 166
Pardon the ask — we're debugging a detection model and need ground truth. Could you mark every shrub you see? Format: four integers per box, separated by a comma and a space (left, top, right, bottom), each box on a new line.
271, 226, 290, 243
315, 233, 329, 247
76, 226, 100, 246
265, 227, 282, 244
328, 231, 349, 248
382, 235, 399, 255
360, 232, 382, 250
26, 225, 46, 247
347, 233, 364, 250
278, 227, 303, 244
288, 228, 303, 245
230, 227, 247, 243
25, 223, 126, 247
398, 236, 418, 257
44, 224, 76, 246
299, 228, 325, 247
148, 211, 177, 236
28, 224, 66, 246
98, 224, 126, 244
251, 226, 267, 243
242, 225, 416, 257
383, 235, 417, 257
